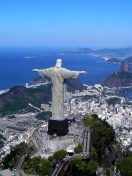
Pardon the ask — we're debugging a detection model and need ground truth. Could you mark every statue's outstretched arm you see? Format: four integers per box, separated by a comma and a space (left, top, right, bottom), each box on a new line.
33, 68, 51, 78
32, 69, 40, 72
79, 71, 87, 74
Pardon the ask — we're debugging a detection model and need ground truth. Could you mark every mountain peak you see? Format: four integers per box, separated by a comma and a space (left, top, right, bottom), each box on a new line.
118, 60, 131, 73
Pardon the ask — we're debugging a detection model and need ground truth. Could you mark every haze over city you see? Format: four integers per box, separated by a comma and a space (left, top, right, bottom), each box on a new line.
0, 0, 132, 48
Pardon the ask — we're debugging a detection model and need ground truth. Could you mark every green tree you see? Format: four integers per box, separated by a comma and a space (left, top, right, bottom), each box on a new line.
38, 159, 52, 176
23, 157, 52, 176
84, 114, 115, 163
2, 142, 28, 169
48, 156, 53, 161
106, 97, 120, 105
70, 157, 87, 176
0, 140, 4, 148
53, 150, 67, 162
35, 111, 52, 121
117, 156, 132, 176
74, 144, 83, 153
87, 160, 97, 175
103, 168, 110, 176
91, 147, 98, 161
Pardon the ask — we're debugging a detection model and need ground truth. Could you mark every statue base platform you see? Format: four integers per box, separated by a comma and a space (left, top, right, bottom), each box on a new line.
47, 118, 69, 136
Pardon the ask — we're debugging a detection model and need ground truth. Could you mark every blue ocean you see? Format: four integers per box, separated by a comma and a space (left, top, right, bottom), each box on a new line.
0, 46, 131, 94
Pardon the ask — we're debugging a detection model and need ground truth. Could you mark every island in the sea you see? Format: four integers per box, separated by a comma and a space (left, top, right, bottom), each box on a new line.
24, 56, 35, 58
106, 58, 121, 63
42, 54, 50, 56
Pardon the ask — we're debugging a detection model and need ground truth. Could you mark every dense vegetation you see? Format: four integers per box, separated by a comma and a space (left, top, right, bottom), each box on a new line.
35, 111, 52, 121
23, 157, 52, 176
0, 77, 85, 117
82, 95, 98, 101
0, 140, 4, 148
8, 115, 16, 119
66, 157, 97, 176
0, 134, 6, 148
126, 145, 132, 156
84, 114, 116, 163
117, 157, 132, 176
52, 150, 67, 162
0, 134, 5, 140
23, 150, 67, 175
66, 115, 117, 176
66, 78, 86, 92
23, 148, 98, 176
2, 142, 28, 169
0, 85, 52, 117
106, 97, 121, 105
74, 144, 83, 153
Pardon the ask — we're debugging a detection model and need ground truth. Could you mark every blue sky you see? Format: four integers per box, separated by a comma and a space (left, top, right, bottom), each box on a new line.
0, 0, 132, 48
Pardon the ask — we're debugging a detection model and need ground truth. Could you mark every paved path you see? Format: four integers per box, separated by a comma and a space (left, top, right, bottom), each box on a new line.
14, 155, 26, 176
83, 130, 91, 156
50, 129, 91, 176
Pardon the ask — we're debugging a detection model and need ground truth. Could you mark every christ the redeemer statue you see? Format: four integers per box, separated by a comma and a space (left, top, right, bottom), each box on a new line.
33, 59, 87, 136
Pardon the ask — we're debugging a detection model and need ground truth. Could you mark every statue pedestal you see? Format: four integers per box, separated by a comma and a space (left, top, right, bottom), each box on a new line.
47, 118, 69, 136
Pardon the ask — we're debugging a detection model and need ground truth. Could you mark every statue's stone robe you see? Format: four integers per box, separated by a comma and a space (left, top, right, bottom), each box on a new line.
38, 67, 79, 120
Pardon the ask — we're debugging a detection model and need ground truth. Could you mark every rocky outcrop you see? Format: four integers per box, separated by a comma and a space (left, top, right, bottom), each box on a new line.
101, 60, 132, 88
103, 145, 123, 168
118, 59, 131, 73
101, 72, 132, 88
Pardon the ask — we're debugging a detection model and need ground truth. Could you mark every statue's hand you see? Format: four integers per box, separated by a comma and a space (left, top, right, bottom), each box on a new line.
80, 71, 87, 74
33, 69, 39, 72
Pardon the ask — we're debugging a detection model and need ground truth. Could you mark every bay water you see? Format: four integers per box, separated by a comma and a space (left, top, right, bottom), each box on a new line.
0, 46, 121, 90
0, 47, 132, 102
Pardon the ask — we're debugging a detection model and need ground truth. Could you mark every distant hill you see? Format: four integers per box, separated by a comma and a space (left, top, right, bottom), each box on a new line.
32, 77, 86, 92
101, 72, 132, 88
32, 77, 49, 84
106, 58, 121, 63
0, 78, 85, 117
126, 56, 132, 63
58, 47, 132, 56
0, 85, 52, 117
101, 60, 132, 88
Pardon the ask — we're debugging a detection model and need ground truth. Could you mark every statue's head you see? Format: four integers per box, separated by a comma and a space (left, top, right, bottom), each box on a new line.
55, 59, 62, 68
